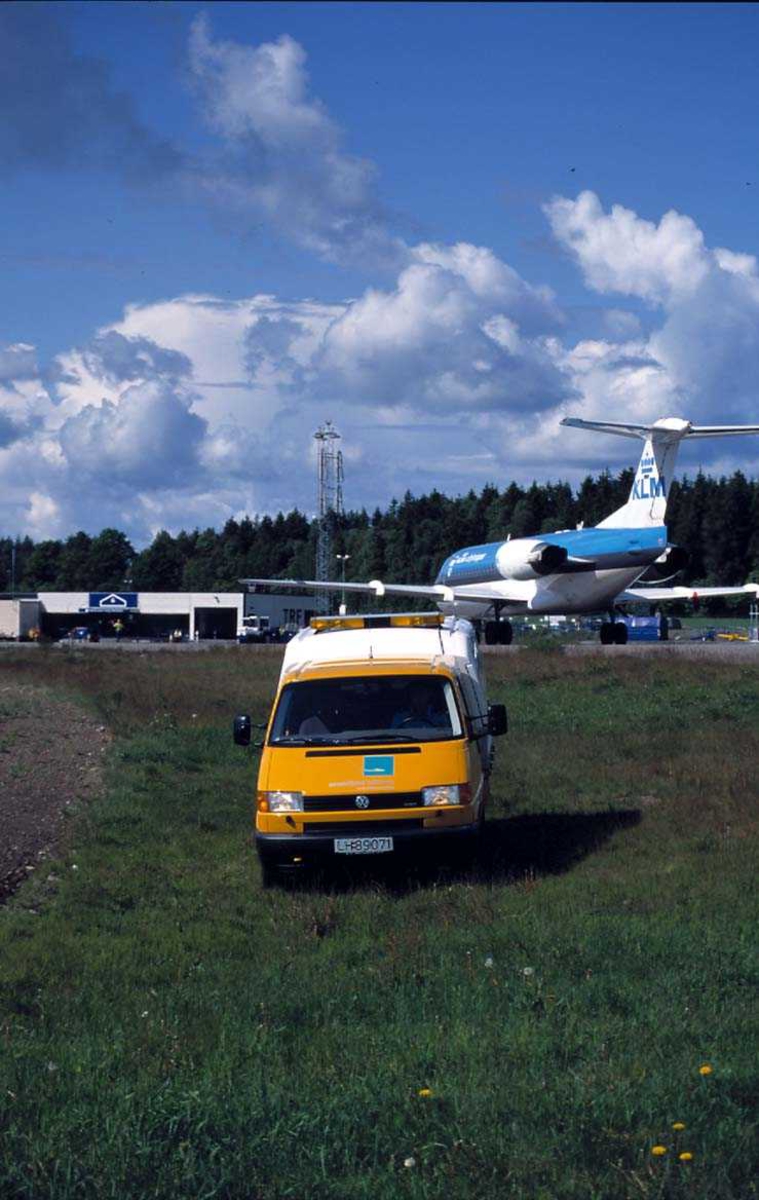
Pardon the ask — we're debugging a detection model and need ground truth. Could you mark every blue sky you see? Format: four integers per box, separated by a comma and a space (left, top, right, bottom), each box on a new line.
2, 1, 759, 542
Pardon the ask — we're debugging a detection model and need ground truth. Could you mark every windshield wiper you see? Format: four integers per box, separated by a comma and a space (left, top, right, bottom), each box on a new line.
337, 733, 417, 744
270, 732, 424, 746
269, 736, 345, 746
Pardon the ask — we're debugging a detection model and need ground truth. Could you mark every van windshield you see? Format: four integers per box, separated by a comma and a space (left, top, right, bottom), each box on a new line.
269, 675, 462, 745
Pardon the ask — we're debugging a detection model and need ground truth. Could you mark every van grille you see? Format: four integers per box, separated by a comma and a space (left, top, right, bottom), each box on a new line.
304, 819, 425, 835
303, 792, 421, 812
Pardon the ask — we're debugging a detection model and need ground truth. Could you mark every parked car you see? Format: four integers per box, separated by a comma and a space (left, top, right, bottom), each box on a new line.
68, 626, 99, 642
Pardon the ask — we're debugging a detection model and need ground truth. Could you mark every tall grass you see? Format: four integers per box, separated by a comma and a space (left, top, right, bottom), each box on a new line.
0, 646, 757, 1198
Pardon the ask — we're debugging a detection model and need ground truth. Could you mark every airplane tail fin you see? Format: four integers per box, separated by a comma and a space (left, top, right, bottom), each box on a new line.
562, 416, 759, 529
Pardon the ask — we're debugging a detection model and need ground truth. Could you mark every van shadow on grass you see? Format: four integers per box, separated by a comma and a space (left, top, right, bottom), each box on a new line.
478, 808, 641, 879
281, 808, 641, 894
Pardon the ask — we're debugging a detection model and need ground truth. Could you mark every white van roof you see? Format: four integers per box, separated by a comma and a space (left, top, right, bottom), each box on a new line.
281, 614, 480, 678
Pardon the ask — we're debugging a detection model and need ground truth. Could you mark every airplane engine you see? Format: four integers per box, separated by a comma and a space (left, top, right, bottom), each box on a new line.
496, 538, 568, 581
637, 544, 689, 583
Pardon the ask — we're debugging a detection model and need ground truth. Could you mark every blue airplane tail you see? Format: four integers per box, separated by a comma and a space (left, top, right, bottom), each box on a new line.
562, 416, 759, 529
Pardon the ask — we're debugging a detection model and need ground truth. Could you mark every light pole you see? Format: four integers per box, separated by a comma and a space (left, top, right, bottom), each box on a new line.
336, 553, 350, 614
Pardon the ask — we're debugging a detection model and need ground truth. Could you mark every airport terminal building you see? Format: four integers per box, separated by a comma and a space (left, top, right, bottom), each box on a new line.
1, 588, 318, 641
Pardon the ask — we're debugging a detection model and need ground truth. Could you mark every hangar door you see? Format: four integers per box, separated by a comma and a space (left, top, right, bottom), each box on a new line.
193, 606, 237, 640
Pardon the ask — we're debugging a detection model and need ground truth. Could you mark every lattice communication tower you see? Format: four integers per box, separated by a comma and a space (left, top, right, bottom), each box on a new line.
314, 421, 344, 611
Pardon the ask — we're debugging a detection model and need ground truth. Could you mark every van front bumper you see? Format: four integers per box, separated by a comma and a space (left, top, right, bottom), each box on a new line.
256, 821, 480, 867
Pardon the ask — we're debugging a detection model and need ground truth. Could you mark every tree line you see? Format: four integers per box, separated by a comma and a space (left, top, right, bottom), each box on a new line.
3, 468, 759, 596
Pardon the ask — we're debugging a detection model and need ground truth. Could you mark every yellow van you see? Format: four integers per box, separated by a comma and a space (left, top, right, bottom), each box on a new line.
234, 613, 507, 884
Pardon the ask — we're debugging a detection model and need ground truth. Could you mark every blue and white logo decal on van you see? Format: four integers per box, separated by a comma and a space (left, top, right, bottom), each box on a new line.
364, 755, 394, 777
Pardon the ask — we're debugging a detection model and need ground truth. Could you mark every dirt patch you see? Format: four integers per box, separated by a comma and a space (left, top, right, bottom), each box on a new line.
0, 684, 110, 903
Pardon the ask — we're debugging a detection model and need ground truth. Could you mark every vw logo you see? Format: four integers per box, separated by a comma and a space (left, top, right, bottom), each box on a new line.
355, 794, 370, 809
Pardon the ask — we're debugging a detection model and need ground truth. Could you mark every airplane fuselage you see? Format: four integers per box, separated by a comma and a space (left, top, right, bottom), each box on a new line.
435, 526, 668, 618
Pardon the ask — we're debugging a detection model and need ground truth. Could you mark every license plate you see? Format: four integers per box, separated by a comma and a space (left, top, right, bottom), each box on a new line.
334, 836, 394, 855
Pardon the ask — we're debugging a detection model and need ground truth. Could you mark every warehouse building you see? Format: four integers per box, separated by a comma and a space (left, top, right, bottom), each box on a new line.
35, 591, 245, 641
1, 589, 319, 641
243, 588, 318, 630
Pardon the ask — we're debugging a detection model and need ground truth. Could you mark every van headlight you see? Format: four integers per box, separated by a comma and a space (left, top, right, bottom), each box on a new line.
260, 791, 304, 812
422, 785, 461, 807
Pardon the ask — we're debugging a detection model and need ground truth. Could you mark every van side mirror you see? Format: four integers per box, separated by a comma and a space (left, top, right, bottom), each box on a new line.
233, 714, 252, 746
488, 703, 508, 736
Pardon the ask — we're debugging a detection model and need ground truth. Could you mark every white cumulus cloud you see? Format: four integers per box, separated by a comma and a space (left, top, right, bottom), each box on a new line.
545, 190, 710, 304
546, 191, 759, 446
187, 16, 405, 267
24, 491, 63, 540
57, 381, 207, 488
311, 241, 570, 413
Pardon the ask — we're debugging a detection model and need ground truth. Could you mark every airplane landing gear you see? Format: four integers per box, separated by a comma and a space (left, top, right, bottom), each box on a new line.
484, 618, 513, 645
600, 621, 628, 645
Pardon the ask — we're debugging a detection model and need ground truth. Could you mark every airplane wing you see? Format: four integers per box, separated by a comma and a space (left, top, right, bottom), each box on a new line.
682, 425, 759, 438
562, 417, 759, 439
619, 583, 759, 603
561, 417, 651, 440
239, 577, 525, 606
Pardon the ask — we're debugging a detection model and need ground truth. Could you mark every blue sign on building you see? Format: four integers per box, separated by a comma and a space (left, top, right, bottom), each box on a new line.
88, 592, 139, 611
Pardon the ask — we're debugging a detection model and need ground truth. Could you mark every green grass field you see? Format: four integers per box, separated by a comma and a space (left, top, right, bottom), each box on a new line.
0, 646, 757, 1199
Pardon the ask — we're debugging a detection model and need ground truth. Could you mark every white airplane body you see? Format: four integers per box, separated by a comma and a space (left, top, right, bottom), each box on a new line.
243, 416, 759, 644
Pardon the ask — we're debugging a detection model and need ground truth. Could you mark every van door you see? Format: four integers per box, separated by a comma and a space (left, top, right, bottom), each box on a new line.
456, 672, 487, 809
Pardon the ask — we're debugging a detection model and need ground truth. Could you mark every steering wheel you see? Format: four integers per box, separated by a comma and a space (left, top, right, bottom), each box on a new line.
399, 713, 435, 727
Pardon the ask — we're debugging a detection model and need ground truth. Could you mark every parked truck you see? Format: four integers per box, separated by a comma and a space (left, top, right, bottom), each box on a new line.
237, 614, 271, 644
0, 598, 41, 640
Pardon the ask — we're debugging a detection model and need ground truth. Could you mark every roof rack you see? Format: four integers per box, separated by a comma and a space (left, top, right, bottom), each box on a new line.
310, 612, 445, 633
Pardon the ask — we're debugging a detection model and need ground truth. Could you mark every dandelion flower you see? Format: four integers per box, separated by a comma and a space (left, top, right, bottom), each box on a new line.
699, 1064, 713, 1076
403, 1156, 416, 1169
523, 966, 535, 977
651, 1145, 667, 1157
484, 956, 494, 969
672, 1122, 686, 1131
679, 1152, 694, 1162
417, 1088, 433, 1098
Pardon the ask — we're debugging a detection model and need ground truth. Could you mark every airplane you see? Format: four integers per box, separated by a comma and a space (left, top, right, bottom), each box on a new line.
242, 416, 759, 645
